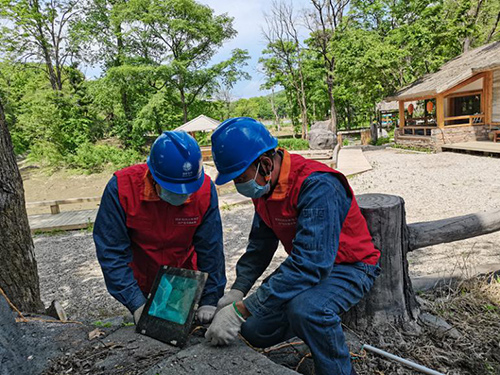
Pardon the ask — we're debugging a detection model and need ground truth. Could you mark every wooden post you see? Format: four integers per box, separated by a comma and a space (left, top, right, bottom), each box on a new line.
484, 71, 493, 127
343, 194, 418, 329
398, 101, 405, 128
50, 204, 60, 215
436, 94, 445, 128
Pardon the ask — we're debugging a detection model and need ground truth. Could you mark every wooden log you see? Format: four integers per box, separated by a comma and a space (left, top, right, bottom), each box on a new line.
408, 210, 500, 251
343, 194, 418, 329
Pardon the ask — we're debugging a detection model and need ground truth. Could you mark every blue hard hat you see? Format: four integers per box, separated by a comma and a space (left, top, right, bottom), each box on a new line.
147, 131, 205, 194
211, 117, 278, 185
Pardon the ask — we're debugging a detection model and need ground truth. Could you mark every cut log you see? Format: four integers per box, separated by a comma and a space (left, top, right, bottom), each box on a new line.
343, 194, 419, 329
408, 210, 500, 251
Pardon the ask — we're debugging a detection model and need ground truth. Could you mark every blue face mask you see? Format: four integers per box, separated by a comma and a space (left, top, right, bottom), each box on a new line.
235, 163, 271, 199
159, 188, 190, 206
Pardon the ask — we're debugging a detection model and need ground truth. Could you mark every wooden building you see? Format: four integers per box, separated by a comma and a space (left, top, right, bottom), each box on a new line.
386, 41, 500, 151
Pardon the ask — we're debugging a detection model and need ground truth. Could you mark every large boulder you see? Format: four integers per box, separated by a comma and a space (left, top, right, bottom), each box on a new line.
308, 120, 336, 150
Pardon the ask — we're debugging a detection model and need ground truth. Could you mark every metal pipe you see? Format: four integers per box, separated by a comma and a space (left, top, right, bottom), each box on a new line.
361, 344, 446, 375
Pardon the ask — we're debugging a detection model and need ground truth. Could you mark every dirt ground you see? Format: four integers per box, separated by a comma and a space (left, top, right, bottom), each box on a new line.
29, 148, 500, 373
30, 148, 500, 317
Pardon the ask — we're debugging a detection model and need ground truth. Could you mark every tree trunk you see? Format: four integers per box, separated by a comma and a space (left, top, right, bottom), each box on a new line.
343, 194, 419, 329
0, 97, 44, 313
327, 79, 337, 134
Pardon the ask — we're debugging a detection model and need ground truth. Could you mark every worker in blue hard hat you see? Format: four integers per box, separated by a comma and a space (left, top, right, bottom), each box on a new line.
94, 131, 226, 325
205, 117, 380, 375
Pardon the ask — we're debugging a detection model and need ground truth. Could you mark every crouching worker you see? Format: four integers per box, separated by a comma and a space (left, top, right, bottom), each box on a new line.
206, 118, 380, 375
94, 131, 226, 325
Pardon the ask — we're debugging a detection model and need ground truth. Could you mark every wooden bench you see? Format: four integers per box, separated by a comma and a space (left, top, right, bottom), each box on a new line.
26, 196, 102, 215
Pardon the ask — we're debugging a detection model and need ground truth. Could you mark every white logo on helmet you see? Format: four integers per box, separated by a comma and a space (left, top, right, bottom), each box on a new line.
182, 162, 193, 177
183, 162, 192, 172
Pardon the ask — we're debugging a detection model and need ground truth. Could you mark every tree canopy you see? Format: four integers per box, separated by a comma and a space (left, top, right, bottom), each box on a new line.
0, 0, 499, 168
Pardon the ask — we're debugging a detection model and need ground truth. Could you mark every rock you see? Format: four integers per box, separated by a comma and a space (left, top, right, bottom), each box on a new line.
311, 120, 332, 131
419, 312, 462, 339
45, 300, 67, 322
145, 339, 299, 375
308, 120, 337, 150
378, 129, 389, 138
0, 296, 29, 375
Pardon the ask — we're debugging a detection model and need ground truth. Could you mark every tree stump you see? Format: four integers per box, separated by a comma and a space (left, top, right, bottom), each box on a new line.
343, 194, 419, 329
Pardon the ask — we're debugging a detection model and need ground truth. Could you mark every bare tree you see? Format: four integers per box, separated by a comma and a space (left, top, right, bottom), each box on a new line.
0, 93, 44, 313
263, 1, 309, 139
305, 0, 349, 134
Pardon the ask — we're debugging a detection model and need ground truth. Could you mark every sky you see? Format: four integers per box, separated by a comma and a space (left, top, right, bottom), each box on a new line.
81, 0, 313, 99
199, 0, 312, 99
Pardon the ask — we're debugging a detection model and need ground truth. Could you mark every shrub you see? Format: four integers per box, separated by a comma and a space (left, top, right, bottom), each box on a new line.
277, 138, 309, 150
67, 143, 143, 173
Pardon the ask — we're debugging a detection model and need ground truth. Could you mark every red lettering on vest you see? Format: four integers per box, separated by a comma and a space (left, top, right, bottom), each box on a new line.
115, 164, 211, 293
253, 151, 380, 265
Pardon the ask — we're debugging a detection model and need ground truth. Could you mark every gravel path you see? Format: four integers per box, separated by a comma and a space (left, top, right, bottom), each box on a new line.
350, 148, 500, 280
34, 149, 500, 320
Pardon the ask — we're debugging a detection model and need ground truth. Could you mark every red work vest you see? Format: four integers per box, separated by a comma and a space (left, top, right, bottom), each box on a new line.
253, 151, 380, 265
115, 164, 212, 293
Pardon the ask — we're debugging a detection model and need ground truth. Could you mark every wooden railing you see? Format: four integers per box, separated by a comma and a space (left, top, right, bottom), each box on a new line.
400, 126, 436, 137
444, 114, 484, 127
26, 196, 101, 215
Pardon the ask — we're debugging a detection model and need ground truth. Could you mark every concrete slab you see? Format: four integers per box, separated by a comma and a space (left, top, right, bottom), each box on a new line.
336, 148, 372, 177
145, 339, 299, 375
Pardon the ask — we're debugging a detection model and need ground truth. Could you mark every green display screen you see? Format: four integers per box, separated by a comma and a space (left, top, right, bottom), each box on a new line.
148, 273, 198, 325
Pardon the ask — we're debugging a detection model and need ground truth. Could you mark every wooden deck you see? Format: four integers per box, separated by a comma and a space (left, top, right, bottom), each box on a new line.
29, 209, 98, 233
441, 141, 500, 155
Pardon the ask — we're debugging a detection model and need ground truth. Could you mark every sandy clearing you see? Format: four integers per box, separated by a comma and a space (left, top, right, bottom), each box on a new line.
33, 148, 500, 320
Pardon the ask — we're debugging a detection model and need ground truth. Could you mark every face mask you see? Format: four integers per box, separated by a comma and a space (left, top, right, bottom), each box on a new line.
159, 188, 190, 206
235, 163, 271, 199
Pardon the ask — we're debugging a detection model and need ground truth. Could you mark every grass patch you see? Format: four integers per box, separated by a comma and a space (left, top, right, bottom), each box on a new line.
391, 143, 433, 153
92, 320, 112, 328
277, 137, 309, 150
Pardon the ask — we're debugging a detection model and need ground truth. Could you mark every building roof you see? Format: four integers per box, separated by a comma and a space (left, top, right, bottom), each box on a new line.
175, 115, 220, 132
387, 41, 500, 101
376, 100, 417, 112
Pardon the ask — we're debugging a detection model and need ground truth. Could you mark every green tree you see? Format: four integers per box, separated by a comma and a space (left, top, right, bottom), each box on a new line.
122, 0, 249, 122
0, 0, 78, 91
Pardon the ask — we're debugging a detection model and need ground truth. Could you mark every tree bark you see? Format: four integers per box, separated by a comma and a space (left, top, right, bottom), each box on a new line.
343, 194, 419, 329
0, 96, 43, 313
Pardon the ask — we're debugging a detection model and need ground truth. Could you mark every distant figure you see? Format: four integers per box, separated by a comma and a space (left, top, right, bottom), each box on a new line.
94, 131, 226, 325
206, 117, 380, 375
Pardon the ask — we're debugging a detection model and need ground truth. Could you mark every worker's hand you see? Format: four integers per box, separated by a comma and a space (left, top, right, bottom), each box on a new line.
205, 304, 245, 346
196, 305, 216, 324
216, 289, 244, 313
133, 304, 145, 324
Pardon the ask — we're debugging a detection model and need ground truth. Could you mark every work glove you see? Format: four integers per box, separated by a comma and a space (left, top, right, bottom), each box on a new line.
133, 304, 145, 324
215, 289, 244, 313
196, 305, 216, 324
205, 303, 245, 346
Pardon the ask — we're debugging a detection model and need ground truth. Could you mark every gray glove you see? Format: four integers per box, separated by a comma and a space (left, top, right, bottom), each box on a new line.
196, 305, 216, 324
133, 304, 145, 324
216, 289, 244, 313
205, 304, 245, 346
